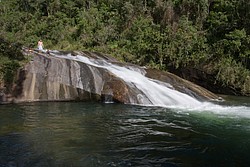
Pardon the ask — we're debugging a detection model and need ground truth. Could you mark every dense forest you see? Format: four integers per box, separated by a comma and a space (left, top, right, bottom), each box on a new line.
1, 0, 250, 96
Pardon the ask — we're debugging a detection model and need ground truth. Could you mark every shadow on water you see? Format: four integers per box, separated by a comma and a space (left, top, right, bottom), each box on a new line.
0, 100, 250, 166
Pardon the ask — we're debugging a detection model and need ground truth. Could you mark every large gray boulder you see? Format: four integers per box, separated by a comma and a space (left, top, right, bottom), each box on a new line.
0, 49, 220, 105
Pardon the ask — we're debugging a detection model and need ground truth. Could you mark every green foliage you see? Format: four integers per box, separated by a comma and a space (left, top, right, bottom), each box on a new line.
163, 17, 208, 68
0, 38, 24, 60
0, 61, 20, 86
215, 57, 250, 95
118, 16, 162, 65
0, 37, 25, 89
0, 0, 250, 95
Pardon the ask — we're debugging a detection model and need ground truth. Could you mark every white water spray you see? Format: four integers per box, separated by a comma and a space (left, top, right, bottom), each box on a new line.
50, 51, 250, 118
51, 51, 202, 107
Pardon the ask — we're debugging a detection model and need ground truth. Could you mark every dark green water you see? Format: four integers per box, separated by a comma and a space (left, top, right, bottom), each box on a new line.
1, 96, 250, 167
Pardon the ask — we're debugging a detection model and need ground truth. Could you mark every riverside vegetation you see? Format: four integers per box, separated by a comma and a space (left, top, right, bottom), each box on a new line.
0, 0, 250, 96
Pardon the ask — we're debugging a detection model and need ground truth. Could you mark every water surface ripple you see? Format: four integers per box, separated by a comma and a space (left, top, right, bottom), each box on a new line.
1, 98, 250, 166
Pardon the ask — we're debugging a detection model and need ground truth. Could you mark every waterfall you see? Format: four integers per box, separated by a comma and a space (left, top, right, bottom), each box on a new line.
50, 51, 202, 108
44, 50, 250, 118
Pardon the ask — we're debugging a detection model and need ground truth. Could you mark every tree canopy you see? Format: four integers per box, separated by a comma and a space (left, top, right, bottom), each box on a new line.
1, 0, 250, 95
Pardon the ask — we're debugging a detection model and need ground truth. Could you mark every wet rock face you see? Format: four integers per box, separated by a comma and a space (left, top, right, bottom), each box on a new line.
1, 49, 220, 104
145, 69, 219, 101
12, 51, 118, 102
1, 50, 135, 103
101, 76, 130, 103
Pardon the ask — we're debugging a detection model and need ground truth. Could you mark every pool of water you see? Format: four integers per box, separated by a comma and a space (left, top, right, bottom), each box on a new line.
0, 96, 250, 166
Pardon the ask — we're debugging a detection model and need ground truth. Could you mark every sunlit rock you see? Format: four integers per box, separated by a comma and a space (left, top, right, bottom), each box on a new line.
0, 49, 221, 106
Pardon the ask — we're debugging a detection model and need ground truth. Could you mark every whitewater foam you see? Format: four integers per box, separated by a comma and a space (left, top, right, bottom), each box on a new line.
50, 51, 250, 118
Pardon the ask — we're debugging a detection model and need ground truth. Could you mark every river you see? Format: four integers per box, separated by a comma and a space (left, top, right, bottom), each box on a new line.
0, 95, 250, 166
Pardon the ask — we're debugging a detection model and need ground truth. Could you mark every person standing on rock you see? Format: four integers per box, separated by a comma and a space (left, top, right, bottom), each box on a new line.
37, 39, 44, 52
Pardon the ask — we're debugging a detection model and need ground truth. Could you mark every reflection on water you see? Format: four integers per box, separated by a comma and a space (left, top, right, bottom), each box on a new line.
0, 98, 250, 166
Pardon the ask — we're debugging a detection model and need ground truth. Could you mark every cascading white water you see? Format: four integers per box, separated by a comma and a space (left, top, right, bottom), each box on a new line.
50, 51, 202, 107
49, 51, 250, 118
